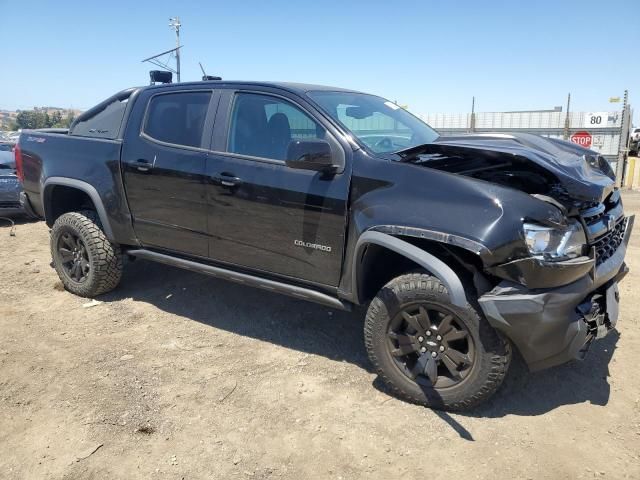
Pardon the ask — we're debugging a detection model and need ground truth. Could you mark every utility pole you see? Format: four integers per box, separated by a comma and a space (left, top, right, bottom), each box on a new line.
563, 93, 571, 140
169, 17, 181, 82
470, 96, 476, 133
141, 18, 182, 84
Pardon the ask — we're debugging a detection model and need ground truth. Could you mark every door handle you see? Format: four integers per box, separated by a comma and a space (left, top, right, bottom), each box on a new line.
212, 172, 242, 187
132, 159, 153, 172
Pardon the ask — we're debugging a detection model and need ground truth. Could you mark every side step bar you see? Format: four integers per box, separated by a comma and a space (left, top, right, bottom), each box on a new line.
127, 249, 350, 311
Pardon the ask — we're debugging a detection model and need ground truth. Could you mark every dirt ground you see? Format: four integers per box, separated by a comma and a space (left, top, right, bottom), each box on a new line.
1, 194, 640, 480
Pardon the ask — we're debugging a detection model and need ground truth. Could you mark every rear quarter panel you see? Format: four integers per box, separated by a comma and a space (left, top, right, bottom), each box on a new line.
20, 131, 137, 245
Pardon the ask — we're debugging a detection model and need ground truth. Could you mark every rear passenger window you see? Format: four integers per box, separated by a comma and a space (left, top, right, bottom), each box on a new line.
227, 93, 326, 161
144, 92, 211, 148
70, 97, 129, 139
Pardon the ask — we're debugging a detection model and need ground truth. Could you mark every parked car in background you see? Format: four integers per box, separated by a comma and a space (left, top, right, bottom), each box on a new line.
0, 146, 22, 216
628, 128, 640, 156
16, 80, 634, 410
0, 144, 35, 218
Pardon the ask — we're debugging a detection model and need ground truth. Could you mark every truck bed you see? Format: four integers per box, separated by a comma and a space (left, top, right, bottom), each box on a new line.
19, 130, 136, 244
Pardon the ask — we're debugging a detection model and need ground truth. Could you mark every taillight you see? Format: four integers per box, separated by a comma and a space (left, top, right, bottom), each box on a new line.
14, 143, 24, 182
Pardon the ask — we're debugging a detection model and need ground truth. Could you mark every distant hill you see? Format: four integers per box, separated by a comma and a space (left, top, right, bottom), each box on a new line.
0, 107, 83, 130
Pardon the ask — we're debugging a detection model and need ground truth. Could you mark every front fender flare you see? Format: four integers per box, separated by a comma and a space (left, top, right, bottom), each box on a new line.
352, 231, 468, 308
43, 177, 115, 240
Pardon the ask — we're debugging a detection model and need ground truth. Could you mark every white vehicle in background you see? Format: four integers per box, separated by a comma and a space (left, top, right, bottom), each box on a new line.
629, 128, 640, 156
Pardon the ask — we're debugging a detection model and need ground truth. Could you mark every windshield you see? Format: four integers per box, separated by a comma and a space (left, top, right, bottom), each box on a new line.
308, 91, 439, 154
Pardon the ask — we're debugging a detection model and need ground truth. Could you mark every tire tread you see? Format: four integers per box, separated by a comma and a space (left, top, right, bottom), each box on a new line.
50, 211, 122, 297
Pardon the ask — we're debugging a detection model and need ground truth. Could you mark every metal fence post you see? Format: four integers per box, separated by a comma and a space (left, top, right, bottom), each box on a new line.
616, 90, 629, 187
563, 93, 571, 140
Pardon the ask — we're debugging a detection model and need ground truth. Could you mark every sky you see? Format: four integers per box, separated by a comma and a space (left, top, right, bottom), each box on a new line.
1, 0, 638, 122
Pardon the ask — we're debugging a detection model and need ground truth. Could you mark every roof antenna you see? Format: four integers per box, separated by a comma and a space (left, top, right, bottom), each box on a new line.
199, 62, 222, 81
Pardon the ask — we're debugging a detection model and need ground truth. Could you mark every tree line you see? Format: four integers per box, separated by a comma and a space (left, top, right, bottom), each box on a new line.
9, 110, 76, 130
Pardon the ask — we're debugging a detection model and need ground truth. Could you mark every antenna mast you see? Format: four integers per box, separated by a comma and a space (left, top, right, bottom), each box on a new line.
142, 17, 183, 84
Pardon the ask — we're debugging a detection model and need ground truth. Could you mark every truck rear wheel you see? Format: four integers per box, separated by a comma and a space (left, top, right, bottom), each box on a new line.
50, 211, 122, 297
364, 272, 511, 410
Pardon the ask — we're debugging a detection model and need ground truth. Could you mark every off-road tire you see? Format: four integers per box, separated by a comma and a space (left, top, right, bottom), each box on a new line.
50, 211, 122, 297
364, 272, 511, 411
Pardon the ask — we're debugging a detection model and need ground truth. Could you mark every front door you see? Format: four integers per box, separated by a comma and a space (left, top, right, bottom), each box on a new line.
206, 90, 350, 286
122, 90, 215, 257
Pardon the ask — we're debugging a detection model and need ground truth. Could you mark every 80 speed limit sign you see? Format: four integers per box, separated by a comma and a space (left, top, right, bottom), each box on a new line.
584, 112, 606, 127
583, 111, 619, 128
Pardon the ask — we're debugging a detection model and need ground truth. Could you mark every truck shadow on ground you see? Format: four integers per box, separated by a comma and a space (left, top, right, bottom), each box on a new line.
104, 259, 618, 421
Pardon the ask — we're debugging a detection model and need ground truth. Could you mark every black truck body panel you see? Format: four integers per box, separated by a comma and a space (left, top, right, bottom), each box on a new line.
21, 133, 138, 245
202, 87, 352, 286
120, 87, 213, 258
18, 80, 633, 371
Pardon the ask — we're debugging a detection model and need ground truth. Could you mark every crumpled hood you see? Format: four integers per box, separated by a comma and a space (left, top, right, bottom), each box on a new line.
406, 132, 616, 203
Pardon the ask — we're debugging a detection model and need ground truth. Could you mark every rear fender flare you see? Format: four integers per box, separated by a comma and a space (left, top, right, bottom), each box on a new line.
352, 230, 468, 307
43, 177, 114, 240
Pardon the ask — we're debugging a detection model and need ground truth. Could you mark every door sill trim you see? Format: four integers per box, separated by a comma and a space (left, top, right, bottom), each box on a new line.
127, 249, 351, 311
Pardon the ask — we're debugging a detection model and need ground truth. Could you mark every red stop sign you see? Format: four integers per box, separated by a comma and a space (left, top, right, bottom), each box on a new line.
570, 131, 592, 148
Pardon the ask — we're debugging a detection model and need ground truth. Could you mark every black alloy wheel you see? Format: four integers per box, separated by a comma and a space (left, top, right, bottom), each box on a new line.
388, 303, 475, 388
57, 231, 91, 283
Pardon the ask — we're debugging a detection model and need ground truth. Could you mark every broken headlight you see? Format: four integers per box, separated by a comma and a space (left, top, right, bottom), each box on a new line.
523, 220, 587, 261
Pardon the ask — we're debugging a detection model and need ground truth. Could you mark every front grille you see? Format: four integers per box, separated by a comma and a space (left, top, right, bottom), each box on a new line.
581, 202, 605, 224
592, 218, 627, 264
580, 191, 625, 266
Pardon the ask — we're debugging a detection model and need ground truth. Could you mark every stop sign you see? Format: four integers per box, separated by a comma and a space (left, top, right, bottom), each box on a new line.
570, 131, 593, 148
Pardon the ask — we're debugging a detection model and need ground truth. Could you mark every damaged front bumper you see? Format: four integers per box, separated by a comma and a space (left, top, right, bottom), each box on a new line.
478, 215, 634, 371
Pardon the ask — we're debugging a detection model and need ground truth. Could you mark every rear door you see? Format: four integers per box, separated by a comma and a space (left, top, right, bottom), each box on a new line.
205, 88, 351, 286
121, 89, 218, 257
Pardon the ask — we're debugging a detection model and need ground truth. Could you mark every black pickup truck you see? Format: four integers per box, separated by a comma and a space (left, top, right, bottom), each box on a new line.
16, 81, 634, 410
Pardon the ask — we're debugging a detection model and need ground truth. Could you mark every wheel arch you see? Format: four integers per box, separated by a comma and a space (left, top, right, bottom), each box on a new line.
352, 230, 474, 308
43, 177, 114, 240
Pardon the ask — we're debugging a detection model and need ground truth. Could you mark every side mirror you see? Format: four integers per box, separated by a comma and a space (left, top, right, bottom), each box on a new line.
285, 139, 337, 173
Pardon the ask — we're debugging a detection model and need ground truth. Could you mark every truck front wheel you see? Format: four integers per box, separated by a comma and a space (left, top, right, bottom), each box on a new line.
50, 211, 123, 297
364, 273, 511, 410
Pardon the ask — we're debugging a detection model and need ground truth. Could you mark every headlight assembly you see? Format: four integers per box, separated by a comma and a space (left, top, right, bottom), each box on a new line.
523, 220, 587, 261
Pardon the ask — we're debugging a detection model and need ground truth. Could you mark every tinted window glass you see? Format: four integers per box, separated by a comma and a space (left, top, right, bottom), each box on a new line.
228, 93, 325, 161
71, 98, 129, 139
144, 92, 211, 148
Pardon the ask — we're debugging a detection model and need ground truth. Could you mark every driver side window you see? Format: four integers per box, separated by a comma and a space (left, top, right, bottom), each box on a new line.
227, 93, 326, 161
